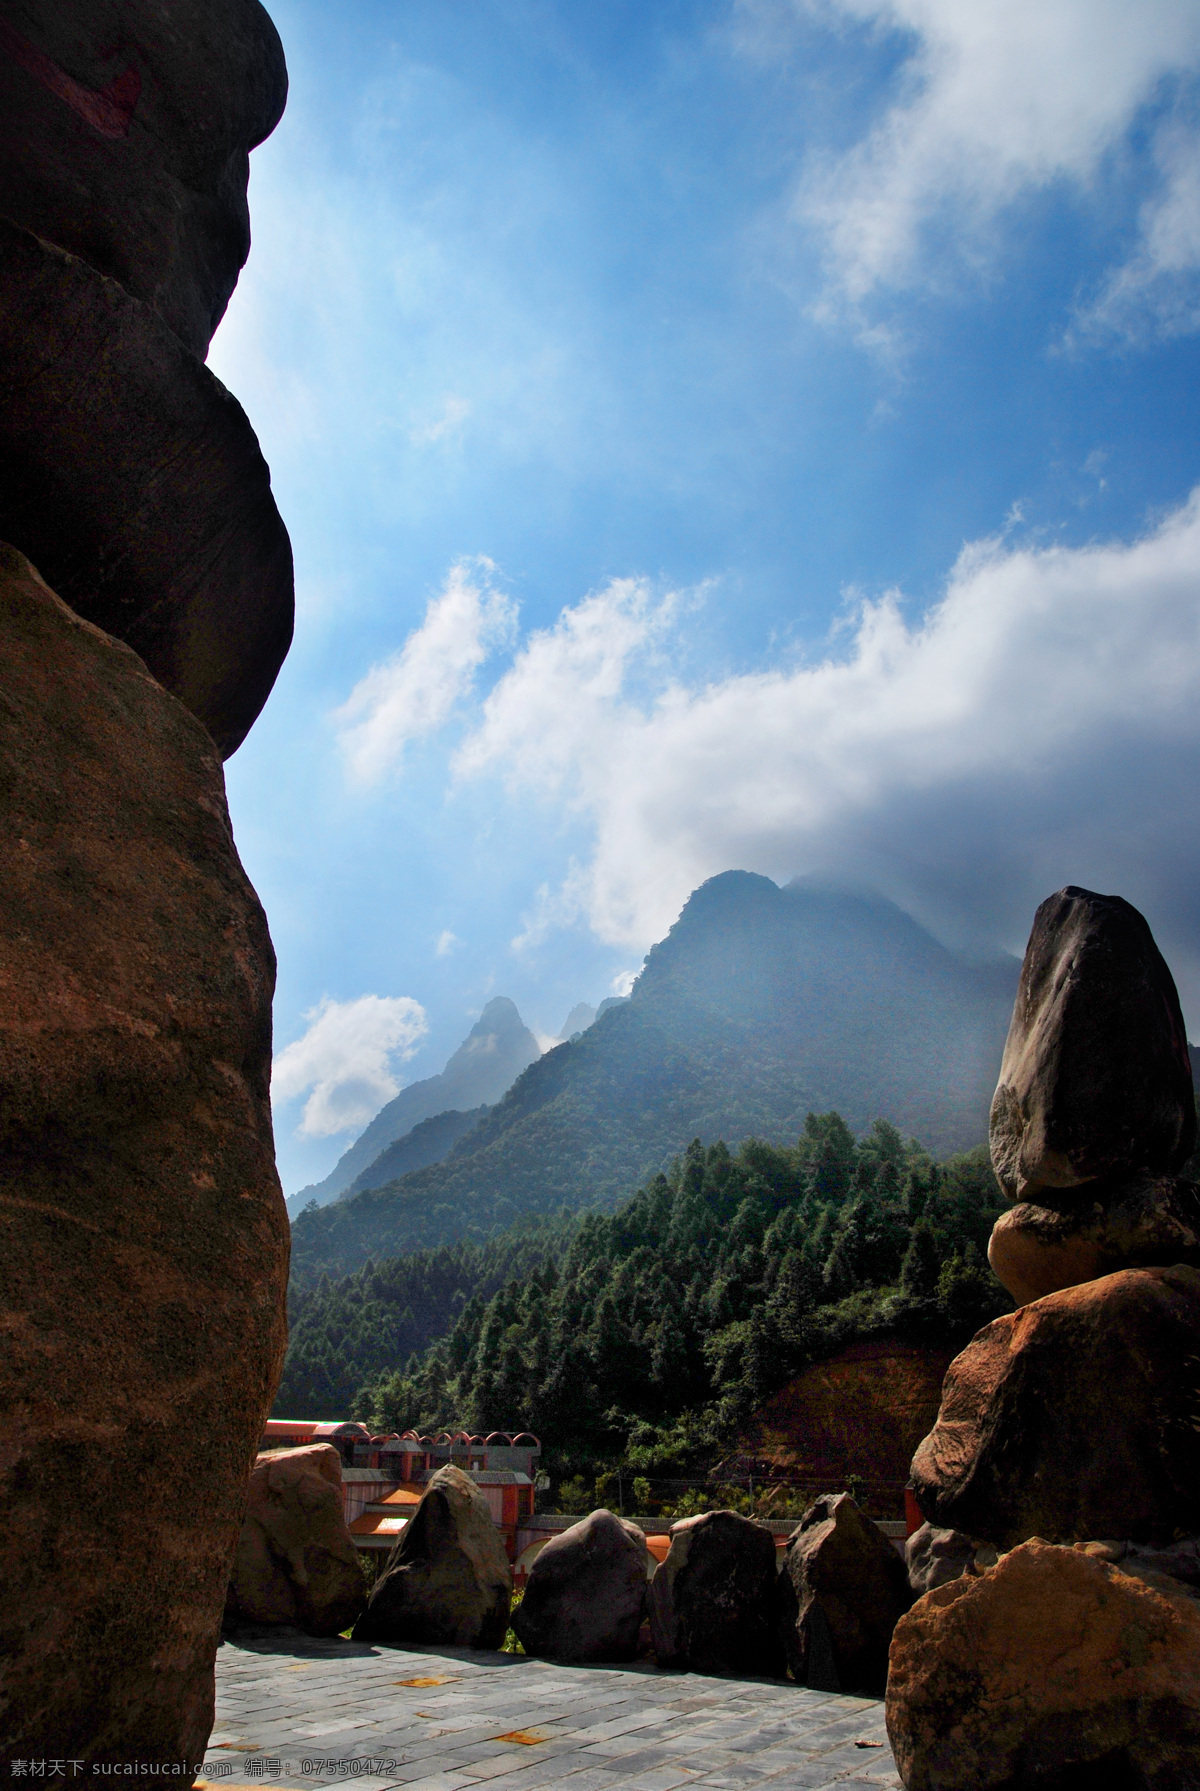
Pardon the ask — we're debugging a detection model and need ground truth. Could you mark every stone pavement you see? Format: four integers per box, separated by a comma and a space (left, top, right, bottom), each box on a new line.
202, 1629, 902, 1791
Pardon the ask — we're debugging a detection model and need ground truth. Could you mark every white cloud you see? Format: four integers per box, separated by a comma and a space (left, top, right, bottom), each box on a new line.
334, 558, 516, 782
411, 395, 472, 445
454, 491, 1200, 1011
1072, 116, 1200, 343
778, 0, 1200, 325
435, 929, 459, 957
272, 995, 429, 1137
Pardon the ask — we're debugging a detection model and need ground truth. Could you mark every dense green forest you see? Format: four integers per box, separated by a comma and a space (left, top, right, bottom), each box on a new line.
289, 875, 1016, 1285
282, 1111, 1014, 1479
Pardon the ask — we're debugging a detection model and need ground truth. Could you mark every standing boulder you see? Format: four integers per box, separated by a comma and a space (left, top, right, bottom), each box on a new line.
353, 1465, 511, 1650
886, 1539, 1200, 1790
512, 1508, 649, 1663
989, 886, 1194, 1203
778, 1494, 911, 1696
988, 1174, 1200, 1307
225, 1445, 365, 1637
910, 1266, 1200, 1548
0, 547, 288, 1765
649, 1510, 785, 1679
905, 1524, 990, 1598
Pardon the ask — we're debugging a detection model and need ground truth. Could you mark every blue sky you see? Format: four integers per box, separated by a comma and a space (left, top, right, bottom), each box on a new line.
209, 0, 1200, 1194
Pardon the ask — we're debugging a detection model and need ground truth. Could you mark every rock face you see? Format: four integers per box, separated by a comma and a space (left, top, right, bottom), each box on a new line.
0, 0, 294, 756
0, 0, 288, 359
989, 886, 1194, 1203
649, 1510, 785, 1679
778, 1494, 911, 1696
0, 216, 293, 759
225, 1445, 365, 1637
910, 1266, 1200, 1548
0, 546, 289, 1762
512, 1509, 649, 1663
353, 1466, 511, 1650
988, 1174, 1200, 1306
886, 1539, 1200, 1791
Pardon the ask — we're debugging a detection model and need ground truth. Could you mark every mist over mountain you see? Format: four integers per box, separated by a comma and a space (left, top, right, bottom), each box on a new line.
286, 996, 541, 1216
289, 873, 1019, 1277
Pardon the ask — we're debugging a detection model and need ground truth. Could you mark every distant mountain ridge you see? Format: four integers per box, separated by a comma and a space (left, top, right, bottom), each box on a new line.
289, 873, 1020, 1278
287, 996, 541, 1215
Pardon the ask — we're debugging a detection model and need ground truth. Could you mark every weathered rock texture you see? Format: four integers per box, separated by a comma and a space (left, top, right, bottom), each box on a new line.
0, 546, 289, 1762
512, 1508, 649, 1663
911, 1266, 1200, 1548
886, 1539, 1200, 1791
0, 0, 288, 358
988, 1174, 1200, 1306
225, 1445, 365, 1637
353, 1465, 511, 1650
0, 0, 294, 756
779, 1494, 911, 1696
905, 1524, 993, 1598
649, 1510, 785, 1678
0, 216, 293, 758
990, 886, 1194, 1203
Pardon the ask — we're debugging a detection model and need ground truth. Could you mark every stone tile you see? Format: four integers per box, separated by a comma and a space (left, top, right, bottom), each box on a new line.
212, 1636, 899, 1791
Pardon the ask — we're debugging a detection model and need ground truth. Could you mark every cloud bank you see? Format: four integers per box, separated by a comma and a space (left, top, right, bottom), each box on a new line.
775, 0, 1200, 337
334, 489, 1200, 1006
335, 559, 515, 781
272, 994, 429, 1137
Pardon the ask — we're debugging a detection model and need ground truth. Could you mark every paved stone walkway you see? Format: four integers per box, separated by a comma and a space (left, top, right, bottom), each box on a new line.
202, 1630, 901, 1791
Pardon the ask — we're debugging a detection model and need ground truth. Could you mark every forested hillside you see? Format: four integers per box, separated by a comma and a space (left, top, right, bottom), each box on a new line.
289, 874, 1017, 1281
281, 1111, 1014, 1480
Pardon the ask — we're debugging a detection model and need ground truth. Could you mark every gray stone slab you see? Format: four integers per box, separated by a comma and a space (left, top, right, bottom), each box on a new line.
207, 1635, 900, 1791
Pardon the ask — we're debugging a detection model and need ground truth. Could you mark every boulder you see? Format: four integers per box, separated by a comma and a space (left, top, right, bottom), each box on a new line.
649, 1510, 785, 1679
910, 1266, 1200, 1548
988, 1175, 1200, 1306
990, 886, 1194, 1203
0, 546, 288, 1764
225, 1445, 365, 1637
886, 1539, 1200, 1791
905, 1524, 986, 1598
0, 0, 288, 358
778, 1493, 911, 1696
511, 1508, 649, 1663
0, 217, 293, 757
353, 1465, 511, 1650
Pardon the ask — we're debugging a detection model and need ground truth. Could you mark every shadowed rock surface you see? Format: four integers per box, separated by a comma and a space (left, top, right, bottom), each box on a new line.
988, 1174, 1200, 1306
886, 1540, 1200, 1791
0, 217, 293, 756
910, 1266, 1200, 1548
778, 1493, 912, 1696
512, 1509, 649, 1663
225, 1445, 365, 1637
649, 1510, 785, 1679
0, 0, 287, 358
0, 546, 289, 1762
990, 886, 1194, 1204
353, 1465, 511, 1650
904, 1524, 989, 1598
